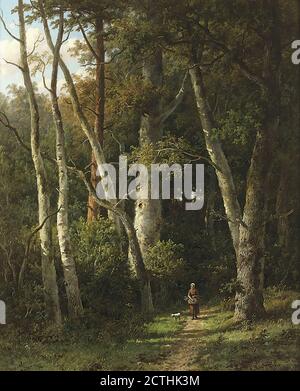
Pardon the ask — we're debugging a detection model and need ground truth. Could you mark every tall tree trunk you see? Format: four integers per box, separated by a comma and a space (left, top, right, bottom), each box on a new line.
190, 61, 267, 320
132, 48, 187, 260
276, 162, 292, 250
87, 17, 105, 222
235, 0, 281, 320
234, 127, 273, 320
49, 11, 83, 319
205, 167, 217, 252
54, 100, 83, 319
133, 48, 163, 262
129, 45, 186, 308
189, 65, 241, 257
275, 105, 299, 281
190, 0, 281, 320
18, 0, 61, 324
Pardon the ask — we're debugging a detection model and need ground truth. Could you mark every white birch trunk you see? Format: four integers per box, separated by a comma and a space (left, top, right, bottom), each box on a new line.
133, 49, 163, 261
55, 106, 83, 319
18, 0, 61, 324
132, 48, 187, 261
47, 11, 83, 319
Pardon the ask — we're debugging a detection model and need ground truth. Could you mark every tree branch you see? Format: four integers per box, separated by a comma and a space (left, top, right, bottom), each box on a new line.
210, 210, 248, 229
2, 58, 24, 72
0, 11, 22, 42
0, 111, 57, 164
27, 33, 43, 58
73, 12, 100, 61
158, 70, 188, 124
18, 206, 62, 289
0, 112, 31, 153
198, 23, 267, 90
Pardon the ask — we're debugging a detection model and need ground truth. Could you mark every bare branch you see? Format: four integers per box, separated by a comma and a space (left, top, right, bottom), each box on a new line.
62, 28, 72, 45
67, 165, 116, 212
72, 12, 100, 60
158, 70, 189, 124
268, 209, 294, 223
84, 106, 98, 116
0, 111, 57, 165
210, 210, 248, 229
2, 58, 24, 72
201, 53, 225, 68
155, 145, 220, 170
41, 60, 52, 93
0, 11, 22, 42
0, 112, 31, 153
18, 206, 62, 289
105, 48, 126, 64
107, 129, 125, 154
27, 33, 43, 58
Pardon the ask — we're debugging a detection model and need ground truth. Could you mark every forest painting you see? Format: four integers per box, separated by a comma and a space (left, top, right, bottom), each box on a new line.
0, 0, 299, 376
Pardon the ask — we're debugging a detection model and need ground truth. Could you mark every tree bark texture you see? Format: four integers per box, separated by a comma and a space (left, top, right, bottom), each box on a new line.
18, 0, 61, 324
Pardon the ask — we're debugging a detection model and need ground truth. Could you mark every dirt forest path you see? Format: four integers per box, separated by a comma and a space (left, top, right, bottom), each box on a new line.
158, 308, 212, 371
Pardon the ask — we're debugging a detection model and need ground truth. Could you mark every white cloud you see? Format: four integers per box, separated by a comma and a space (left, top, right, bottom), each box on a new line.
0, 26, 83, 92
0, 27, 47, 76
0, 37, 20, 76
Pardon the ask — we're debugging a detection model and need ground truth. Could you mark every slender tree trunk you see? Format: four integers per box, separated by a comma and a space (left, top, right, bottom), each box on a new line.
119, 212, 154, 313
189, 65, 241, 257
18, 0, 61, 324
53, 98, 83, 319
275, 111, 298, 280
87, 17, 105, 222
47, 12, 83, 319
276, 163, 291, 249
205, 167, 217, 252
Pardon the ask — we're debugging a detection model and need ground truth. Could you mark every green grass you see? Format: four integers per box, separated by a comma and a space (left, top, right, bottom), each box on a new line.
0, 314, 184, 371
0, 289, 299, 371
193, 289, 300, 370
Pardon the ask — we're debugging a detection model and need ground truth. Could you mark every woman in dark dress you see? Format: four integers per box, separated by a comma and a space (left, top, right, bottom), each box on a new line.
187, 283, 199, 320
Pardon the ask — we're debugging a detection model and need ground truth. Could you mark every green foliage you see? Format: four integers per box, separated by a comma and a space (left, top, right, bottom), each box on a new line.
219, 278, 243, 298
145, 240, 185, 280
109, 75, 165, 117
130, 135, 207, 166
215, 105, 262, 146
70, 218, 134, 322
71, 217, 125, 277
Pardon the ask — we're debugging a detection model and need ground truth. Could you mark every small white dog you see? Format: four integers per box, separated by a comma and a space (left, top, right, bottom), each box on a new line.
171, 312, 181, 320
